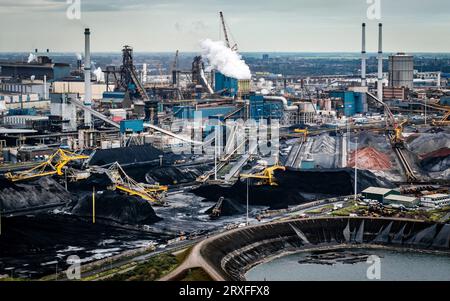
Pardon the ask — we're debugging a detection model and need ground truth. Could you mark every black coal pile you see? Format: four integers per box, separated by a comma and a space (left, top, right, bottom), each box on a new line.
275, 168, 394, 195
70, 191, 161, 225
0, 214, 165, 279
419, 148, 450, 172
192, 169, 393, 210
89, 145, 164, 166
205, 198, 247, 217
193, 183, 305, 210
0, 177, 72, 213
145, 165, 212, 185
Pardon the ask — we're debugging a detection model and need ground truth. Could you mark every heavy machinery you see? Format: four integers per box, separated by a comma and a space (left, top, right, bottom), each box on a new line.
210, 197, 225, 219
220, 11, 238, 51
367, 92, 406, 148
241, 165, 286, 186
430, 103, 450, 126
94, 162, 168, 205
5, 149, 89, 182
294, 129, 309, 141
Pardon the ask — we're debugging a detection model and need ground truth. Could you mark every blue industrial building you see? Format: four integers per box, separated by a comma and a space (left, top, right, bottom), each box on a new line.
214, 72, 239, 97
249, 95, 284, 120
173, 105, 236, 120
120, 120, 144, 134
330, 91, 367, 117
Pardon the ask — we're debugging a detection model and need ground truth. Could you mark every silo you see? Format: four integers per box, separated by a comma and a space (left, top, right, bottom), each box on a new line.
388, 53, 414, 89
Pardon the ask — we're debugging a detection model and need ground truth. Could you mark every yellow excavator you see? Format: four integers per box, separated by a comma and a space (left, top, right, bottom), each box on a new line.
240, 165, 286, 186
5, 149, 89, 182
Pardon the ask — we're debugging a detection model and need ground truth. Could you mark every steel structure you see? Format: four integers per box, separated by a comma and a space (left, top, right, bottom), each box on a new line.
5, 149, 89, 182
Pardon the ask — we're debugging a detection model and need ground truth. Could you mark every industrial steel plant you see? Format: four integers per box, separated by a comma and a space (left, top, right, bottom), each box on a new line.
0, 0, 449, 287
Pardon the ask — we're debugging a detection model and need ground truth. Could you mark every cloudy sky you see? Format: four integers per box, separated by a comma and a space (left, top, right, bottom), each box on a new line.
0, 0, 449, 52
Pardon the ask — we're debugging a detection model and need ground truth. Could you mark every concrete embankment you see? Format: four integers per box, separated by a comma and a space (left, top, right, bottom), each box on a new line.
164, 217, 450, 281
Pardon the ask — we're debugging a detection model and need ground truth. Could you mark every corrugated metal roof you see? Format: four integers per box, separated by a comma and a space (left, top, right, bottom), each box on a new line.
362, 187, 394, 195
385, 195, 418, 203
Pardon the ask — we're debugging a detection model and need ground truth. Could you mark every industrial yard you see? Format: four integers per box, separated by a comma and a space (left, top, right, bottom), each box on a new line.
0, 4, 449, 284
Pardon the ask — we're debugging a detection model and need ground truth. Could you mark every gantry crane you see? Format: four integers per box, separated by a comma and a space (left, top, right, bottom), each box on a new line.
220, 11, 238, 51
5, 149, 89, 182
94, 162, 168, 204
240, 165, 286, 186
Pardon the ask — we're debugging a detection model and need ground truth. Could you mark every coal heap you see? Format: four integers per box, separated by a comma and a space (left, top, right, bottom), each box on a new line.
0, 177, 73, 213
89, 145, 164, 166
420, 148, 450, 172
205, 198, 247, 216
192, 169, 393, 210
146, 165, 212, 185
70, 191, 161, 225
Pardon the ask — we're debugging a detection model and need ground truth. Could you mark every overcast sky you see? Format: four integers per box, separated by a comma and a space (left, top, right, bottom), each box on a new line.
0, 0, 449, 52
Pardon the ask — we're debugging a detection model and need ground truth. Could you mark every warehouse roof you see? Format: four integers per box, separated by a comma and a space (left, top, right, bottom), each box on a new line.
423, 194, 449, 199
362, 187, 396, 195
385, 195, 418, 203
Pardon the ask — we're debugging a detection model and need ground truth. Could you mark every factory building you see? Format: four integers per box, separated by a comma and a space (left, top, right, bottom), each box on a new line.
421, 194, 450, 209
330, 91, 367, 117
0, 56, 70, 81
214, 72, 251, 98
362, 187, 400, 203
49, 93, 78, 132
388, 53, 414, 89
53, 80, 114, 101
384, 195, 420, 208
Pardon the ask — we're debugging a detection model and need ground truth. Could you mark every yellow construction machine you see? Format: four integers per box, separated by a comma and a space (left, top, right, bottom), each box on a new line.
5, 149, 89, 182
240, 165, 286, 186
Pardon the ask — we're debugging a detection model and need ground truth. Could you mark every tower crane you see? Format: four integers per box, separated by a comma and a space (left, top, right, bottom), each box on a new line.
5, 149, 89, 182
220, 12, 238, 51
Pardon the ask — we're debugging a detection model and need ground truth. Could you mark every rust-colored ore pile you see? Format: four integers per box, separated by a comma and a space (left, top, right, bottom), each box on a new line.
347, 147, 392, 170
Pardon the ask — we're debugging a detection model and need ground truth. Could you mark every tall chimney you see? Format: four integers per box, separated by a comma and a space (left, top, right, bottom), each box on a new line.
84, 28, 92, 127
361, 23, 367, 87
377, 23, 383, 100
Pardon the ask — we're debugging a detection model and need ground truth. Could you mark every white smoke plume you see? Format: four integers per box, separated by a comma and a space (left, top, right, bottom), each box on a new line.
27, 53, 37, 63
200, 39, 251, 80
93, 67, 104, 82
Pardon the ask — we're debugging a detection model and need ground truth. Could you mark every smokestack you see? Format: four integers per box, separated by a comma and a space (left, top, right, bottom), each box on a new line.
377, 23, 383, 100
84, 28, 92, 127
361, 23, 367, 87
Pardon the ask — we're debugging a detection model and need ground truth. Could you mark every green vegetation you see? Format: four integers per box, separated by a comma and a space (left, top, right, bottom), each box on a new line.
105, 248, 192, 281
179, 268, 213, 281
106, 253, 179, 281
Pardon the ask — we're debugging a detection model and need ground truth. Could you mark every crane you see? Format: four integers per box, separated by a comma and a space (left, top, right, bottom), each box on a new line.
5, 149, 89, 182
367, 92, 406, 148
240, 165, 286, 186
430, 103, 450, 126
219, 11, 238, 51
94, 162, 168, 205
171, 50, 179, 73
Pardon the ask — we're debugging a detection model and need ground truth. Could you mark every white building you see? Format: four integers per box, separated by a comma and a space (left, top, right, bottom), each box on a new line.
421, 194, 450, 209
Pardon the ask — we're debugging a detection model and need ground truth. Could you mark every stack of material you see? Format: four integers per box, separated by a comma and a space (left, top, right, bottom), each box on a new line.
0, 177, 73, 213
420, 148, 450, 172
89, 145, 164, 166
408, 132, 450, 155
347, 147, 392, 170
311, 135, 336, 154
70, 191, 161, 225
